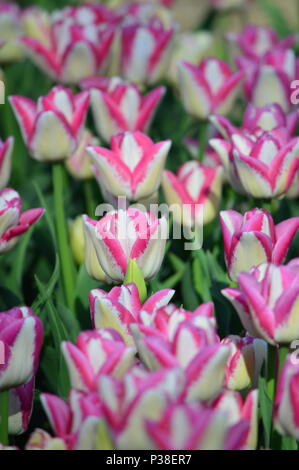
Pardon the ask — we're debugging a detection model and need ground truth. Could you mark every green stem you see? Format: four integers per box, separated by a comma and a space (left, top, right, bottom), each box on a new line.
198, 120, 209, 162
267, 345, 277, 401
84, 180, 95, 218
0, 390, 9, 445
52, 163, 76, 314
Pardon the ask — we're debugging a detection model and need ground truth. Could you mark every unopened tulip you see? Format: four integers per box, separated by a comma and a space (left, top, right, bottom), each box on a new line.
220, 208, 299, 281
0, 189, 44, 254
0, 3, 22, 63
88, 132, 171, 202
69, 216, 85, 266
274, 357, 299, 440
9, 378, 35, 435
211, 390, 259, 450
237, 49, 299, 112
178, 58, 243, 119
120, 23, 175, 85
83, 209, 168, 283
227, 25, 297, 61
10, 86, 89, 161
82, 76, 165, 142
210, 127, 299, 198
0, 307, 43, 391
146, 402, 250, 450
65, 130, 97, 180
162, 161, 223, 228
62, 329, 136, 391
222, 336, 267, 390
222, 261, 299, 345
21, 21, 114, 84
0, 137, 13, 189
89, 283, 175, 345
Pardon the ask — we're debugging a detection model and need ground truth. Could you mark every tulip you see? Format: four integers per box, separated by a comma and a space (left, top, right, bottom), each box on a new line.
82, 215, 111, 283
62, 329, 136, 392
227, 25, 297, 61
211, 390, 259, 450
69, 216, 85, 266
0, 3, 22, 63
210, 127, 299, 198
212, 0, 248, 10
89, 283, 175, 345
222, 261, 299, 345
0, 307, 43, 391
52, 3, 115, 26
21, 7, 52, 48
0, 189, 44, 254
20, 20, 115, 84
87, 132, 171, 202
9, 378, 35, 435
65, 130, 97, 180
220, 208, 299, 281
162, 161, 223, 228
222, 336, 267, 390
237, 49, 299, 112
274, 357, 299, 440
120, 23, 175, 85
82, 76, 165, 143
183, 138, 222, 167
83, 209, 168, 283
178, 58, 243, 120
167, 32, 213, 85
10, 86, 90, 162
146, 402, 250, 450
0, 137, 13, 189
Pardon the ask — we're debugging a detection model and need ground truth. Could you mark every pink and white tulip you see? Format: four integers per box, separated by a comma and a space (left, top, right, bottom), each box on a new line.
9, 378, 35, 435
210, 127, 299, 198
0, 307, 43, 391
10, 86, 89, 161
274, 357, 299, 440
0, 137, 13, 189
82, 76, 165, 143
0, 3, 22, 63
88, 132, 171, 202
83, 209, 168, 283
222, 336, 267, 390
89, 283, 175, 346
62, 329, 136, 392
178, 58, 243, 119
65, 130, 98, 180
120, 23, 175, 85
162, 161, 223, 227
0, 189, 44, 254
220, 208, 299, 281
222, 261, 299, 345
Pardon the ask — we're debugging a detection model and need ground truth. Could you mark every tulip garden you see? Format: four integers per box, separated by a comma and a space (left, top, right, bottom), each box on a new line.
1, 0, 299, 452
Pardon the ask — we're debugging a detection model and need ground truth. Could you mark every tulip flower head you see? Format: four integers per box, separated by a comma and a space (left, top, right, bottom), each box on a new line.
9, 378, 35, 435
88, 131, 171, 203
10, 86, 90, 162
0, 188, 44, 254
222, 261, 299, 345
83, 209, 168, 283
82, 76, 165, 143
178, 57, 243, 120
0, 3, 22, 63
65, 130, 97, 180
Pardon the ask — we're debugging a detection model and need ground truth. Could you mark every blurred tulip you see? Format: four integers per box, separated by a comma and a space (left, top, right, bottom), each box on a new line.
82, 76, 165, 143
178, 57, 243, 120
89, 283, 175, 345
220, 208, 299, 281
222, 261, 299, 345
62, 329, 136, 391
0, 307, 43, 391
69, 216, 85, 266
9, 378, 35, 435
0, 137, 13, 189
21, 7, 51, 48
162, 161, 223, 228
210, 127, 299, 198
88, 132, 171, 202
237, 49, 299, 112
120, 22, 175, 85
0, 3, 22, 63
146, 402, 250, 450
65, 130, 97, 180
83, 209, 168, 283
0, 189, 44, 254
222, 336, 267, 390
10, 86, 89, 162
274, 357, 299, 440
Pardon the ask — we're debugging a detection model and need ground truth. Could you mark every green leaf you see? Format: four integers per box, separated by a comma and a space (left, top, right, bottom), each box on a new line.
124, 259, 147, 303
31, 254, 60, 315
34, 181, 56, 247
258, 372, 273, 449
193, 251, 212, 302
